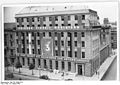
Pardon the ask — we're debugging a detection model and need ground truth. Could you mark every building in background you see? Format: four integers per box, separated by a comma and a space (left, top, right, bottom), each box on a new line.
4, 6, 111, 77
103, 18, 117, 49
4, 23, 16, 65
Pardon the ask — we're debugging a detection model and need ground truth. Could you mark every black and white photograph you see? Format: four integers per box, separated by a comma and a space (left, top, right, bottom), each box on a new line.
0, 0, 119, 84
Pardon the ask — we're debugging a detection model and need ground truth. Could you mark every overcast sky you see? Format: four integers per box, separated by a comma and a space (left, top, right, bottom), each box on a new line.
4, 2, 118, 24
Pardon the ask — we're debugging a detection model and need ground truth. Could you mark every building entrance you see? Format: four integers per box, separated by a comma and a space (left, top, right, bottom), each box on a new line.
78, 65, 83, 75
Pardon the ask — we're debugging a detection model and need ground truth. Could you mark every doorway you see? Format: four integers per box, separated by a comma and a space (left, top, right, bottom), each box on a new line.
78, 65, 83, 75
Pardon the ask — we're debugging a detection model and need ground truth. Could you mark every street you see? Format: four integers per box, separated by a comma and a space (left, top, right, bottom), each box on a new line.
101, 57, 117, 80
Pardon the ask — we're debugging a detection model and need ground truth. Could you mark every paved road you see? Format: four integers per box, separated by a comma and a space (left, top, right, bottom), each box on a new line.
101, 57, 117, 80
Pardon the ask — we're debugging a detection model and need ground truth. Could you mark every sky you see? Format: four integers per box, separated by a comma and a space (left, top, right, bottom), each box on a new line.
4, 2, 118, 24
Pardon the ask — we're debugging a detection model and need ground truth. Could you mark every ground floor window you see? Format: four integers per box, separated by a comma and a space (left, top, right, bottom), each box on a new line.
28, 58, 29, 65
33, 58, 35, 65
22, 57, 25, 65
38, 59, 40, 67
49, 60, 52, 69
55, 61, 58, 70
44, 59, 47, 68
61, 61, 64, 70
68, 62, 71, 71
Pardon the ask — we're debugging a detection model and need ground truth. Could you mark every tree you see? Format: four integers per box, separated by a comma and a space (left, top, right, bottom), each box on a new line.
5, 59, 11, 71
29, 63, 35, 75
15, 60, 22, 73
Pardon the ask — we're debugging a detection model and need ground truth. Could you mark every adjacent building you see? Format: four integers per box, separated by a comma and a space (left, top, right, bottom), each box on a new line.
4, 23, 16, 64
4, 6, 111, 77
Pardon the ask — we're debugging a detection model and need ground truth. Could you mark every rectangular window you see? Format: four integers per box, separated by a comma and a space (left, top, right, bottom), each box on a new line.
82, 15, 85, 20
43, 32, 45, 37
68, 51, 72, 57
49, 32, 51, 37
26, 32, 28, 36
75, 24, 78, 26
55, 50, 58, 56
38, 40, 40, 45
27, 25, 29, 27
43, 24, 46, 27
68, 16, 70, 20
62, 51, 64, 56
68, 24, 71, 26
22, 57, 25, 65
74, 32, 77, 37
28, 58, 30, 65
68, 41, 71, 46
49, 24, 52, 26
82, 41, 85, 47
55, 16, 58, 21
55, 41, 58, 46
55, 61, 58, 70
32, 40, 34, 44
61, 16, 64, 21
27, 48, 29, 54
75, 15, 78, 20
37, 32, 40, 36
61, 32, 64, 37
49, 60, 52, 69
61, 41, 64, 46
75, 51, 77, 57
67, 32, 71, 37
49, 17, 52, 21
38, 49, 40, 54
32, 18, 34, 22
68, 62, 71, 71
38, 59, 40, 67
44, 59, 47, 68
43, 17, 45, 21
61, 61, 64, 70
32, 49, 34, 54
55, 24, 58, 26
33, 58, 35, 65
74, 41, 77, 47
81, 32, 85, 37
82, 52, 85, 58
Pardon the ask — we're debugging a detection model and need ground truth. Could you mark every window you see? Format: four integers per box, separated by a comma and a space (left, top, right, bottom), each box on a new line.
74, 32, 77, 37
43, 32, 45, 37
68, 62, 71, 71
38, 25, 40, 27
38, 40, 40, 45
22, 25, 24, 27
16, 18, 19, 22
82, 15, 85, 20
26, 40, 29, 44
28, 58, 30, 65
68, 24, 71, 26
62, 51, 64, 56
33, 58, 35, 65
32, 40, 34, 44
49, 17, 52, 21
55, 32, 57, 36
49, 60, 52, 69
68, 16, 70, 20
81, 32, 85, 37
43, 17, 45, 21
55, 50, 58, 56
75, 51, 77, 57
68, 51, 72, 57
44, 59, 47, 68
75, 15, 78, 20
43, 24, 46, 27
74, 41, 77, 47
68, 41, 71, 46
37, 32, 40, 36
32, 32, 34, 36
27, 25, 29, 27
61, 61, 64, 70
61, 32, 64, 37
38, 49, 40, 54
32, 18, 34, 22
82, 41, 85, 47
55, 24, 58, 26
55, 61, 58, 70
75, 24, 78, 26
49, 24, 52, 26
22, 58, 25, 65
55, 41, 58, 46
55, 16, 58, 21
32, 49, 34, 54
38, 59, 40, 67
62, 24, 64, 26
37, 17, 40, 22
61, 41, 64, 46
61, 16, 64, 21
67, 32, 71, 37
17, 25, 19, 27
27, 49, 29, 54
49, 32, 51, 37
82, 52, 85, 58
27, 18, 29, 22
26, 32, 28, 36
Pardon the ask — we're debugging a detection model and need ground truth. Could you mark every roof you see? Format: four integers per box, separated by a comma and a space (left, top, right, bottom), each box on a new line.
15, 6, 97, 17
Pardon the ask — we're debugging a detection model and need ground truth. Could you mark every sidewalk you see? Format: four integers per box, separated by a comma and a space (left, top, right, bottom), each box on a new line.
7, 53, 116, 81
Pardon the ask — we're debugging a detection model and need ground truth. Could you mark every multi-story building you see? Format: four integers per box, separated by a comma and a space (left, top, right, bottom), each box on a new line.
103, 18, 117, 49
4, 23, 16, 64
14, 6, 111, 77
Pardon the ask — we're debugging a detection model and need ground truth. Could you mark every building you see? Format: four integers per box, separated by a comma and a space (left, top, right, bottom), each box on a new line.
4, 23, 16, 64
103, 18, 117, 49
11, 6, 111, 77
